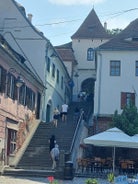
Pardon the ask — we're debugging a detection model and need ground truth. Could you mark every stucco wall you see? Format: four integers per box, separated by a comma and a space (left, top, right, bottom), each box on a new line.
94, 50, 138, 115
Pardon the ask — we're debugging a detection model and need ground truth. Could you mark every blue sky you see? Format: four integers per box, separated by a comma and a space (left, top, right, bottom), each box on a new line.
17, 0, 138, 46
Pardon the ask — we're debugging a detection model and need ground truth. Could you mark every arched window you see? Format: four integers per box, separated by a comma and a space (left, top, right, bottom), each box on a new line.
87, 48, 94, 61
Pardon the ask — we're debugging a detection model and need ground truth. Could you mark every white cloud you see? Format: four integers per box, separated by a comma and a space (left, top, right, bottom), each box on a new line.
48, 0, 105, 5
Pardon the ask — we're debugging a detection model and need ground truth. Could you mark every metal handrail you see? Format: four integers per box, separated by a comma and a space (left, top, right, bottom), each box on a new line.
69, 109, 84, 154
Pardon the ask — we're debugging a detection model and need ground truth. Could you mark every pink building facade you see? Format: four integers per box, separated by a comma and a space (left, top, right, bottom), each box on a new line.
0, 35, 44, 166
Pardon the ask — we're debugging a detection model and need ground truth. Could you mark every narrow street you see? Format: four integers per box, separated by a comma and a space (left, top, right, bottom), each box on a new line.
0, 176, 108, 184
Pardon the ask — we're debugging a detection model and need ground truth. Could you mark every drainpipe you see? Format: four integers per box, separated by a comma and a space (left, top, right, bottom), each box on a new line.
96, 51, 102, 132
4, 119, 7, 166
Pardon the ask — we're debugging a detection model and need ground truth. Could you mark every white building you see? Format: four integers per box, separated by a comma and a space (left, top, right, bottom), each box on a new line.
57, 9, 111, 101
94, 18, 138, 131
57, 9, 138, 132
71, 9, 110, 101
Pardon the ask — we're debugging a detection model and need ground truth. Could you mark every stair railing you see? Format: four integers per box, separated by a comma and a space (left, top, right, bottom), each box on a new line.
69, 109, 84, 166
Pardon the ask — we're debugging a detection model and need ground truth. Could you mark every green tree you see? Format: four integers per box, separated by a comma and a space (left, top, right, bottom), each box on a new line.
112, 104, 138, 136
107, 28, 122, 35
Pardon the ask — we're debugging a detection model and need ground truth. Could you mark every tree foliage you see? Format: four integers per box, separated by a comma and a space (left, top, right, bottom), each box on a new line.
112, 104, 138, 136
107, 28, 122, 35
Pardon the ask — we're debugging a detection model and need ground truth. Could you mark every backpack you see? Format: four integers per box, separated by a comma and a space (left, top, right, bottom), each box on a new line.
54, 148, 59, 161
55, 155, 59, 161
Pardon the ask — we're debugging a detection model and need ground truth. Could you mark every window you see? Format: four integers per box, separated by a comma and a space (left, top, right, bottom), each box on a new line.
19, 84, 26, 105
87, 48, 94, 61
57, 69, 59, 84
9, 129, 17, 154
110, 60, 120, 76
126, 93, 131, 106
25, 87, 36, 110
7, 73, 17, 100
0, 66, 6, 93
52, 64, 55, 78
61, 76, 63, 89
135, 61, 138, 76
47, 57, 50, 72
121, 92, 135, 109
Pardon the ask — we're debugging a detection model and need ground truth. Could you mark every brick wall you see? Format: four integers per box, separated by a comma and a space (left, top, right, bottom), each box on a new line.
89, 116, 113, 135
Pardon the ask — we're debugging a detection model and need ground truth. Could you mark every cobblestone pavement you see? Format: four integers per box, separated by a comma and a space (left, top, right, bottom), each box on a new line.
0, 176, 108, 184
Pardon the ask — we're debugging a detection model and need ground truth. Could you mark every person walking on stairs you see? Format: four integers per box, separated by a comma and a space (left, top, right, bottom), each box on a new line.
50, 144, 60, 170
49, 135, 56, 153
61, 103, 68, 122
53, 107, 60, 127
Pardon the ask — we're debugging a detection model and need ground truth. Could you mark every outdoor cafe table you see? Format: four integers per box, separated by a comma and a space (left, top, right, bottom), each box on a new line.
128, 178, 138, 184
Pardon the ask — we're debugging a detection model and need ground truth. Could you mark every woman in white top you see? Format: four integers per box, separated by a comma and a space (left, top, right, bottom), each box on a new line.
61, 103, 68, 122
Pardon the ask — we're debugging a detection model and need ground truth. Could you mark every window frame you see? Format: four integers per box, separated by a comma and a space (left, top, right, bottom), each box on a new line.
135, 61, 138, 76
87, 48, 94, 61
7, 73, 17, 100
25, 87, 36, 110
52, 63, 55, 78
9, 129, 17, 155
47, 57, 50, 73
19, 84, 26, 106
61, 76, 63, 89
110, 60, 121, 76
121, 92, 135, 109
0, 66, 6, 93
56, 69, 59, 84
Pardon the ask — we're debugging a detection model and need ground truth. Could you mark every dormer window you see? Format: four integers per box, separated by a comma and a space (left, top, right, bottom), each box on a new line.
132, 37, 138, 41
88, 25, 95, 32
87, 48, 94, 61
125, 37, 138, 41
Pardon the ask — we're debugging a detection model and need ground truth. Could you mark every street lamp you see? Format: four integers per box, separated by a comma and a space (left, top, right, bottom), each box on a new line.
6, 68, 24, 107
6, 68, 24, 89
16, 76, 24, 88
5, 68, 24, 96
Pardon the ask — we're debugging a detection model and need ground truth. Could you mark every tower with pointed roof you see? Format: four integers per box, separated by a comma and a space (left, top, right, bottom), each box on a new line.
71, 8, 111, 101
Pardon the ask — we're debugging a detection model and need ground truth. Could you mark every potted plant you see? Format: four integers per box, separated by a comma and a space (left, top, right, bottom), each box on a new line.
47, 176, 59, 184
107, 173, 114, 183
85, 178, 99, 184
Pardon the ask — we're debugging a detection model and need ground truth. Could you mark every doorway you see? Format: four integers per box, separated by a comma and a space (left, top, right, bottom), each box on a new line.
81, 78, 95, 111
46, 104, 51, 122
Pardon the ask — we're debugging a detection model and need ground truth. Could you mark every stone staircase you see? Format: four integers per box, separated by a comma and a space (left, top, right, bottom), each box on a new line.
2, 101, 93, 177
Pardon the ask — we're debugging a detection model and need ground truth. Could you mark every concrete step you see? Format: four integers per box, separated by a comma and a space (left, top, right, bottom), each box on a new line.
3, 167, 56, 177
12, 101, 92, 171
3, 167, 65, 179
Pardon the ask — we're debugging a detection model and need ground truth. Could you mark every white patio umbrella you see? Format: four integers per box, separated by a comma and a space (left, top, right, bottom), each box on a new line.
131, 134, 138, 142
83, 127, 138, 173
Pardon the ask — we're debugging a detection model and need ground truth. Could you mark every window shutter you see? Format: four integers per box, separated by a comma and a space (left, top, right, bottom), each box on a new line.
131, 93, 135, 106
2, 68, 6, 93
121, 92, 126, 109
14, 81, 18, 100
0, 67, 6, 93
7, 74, 11, 97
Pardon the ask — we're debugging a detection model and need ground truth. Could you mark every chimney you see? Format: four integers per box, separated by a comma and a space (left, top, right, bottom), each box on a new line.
28, 13, 33, 22
104, 22, 107, 31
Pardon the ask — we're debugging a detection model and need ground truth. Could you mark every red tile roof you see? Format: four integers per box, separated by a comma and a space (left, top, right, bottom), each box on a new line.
55, 43, 76, 63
